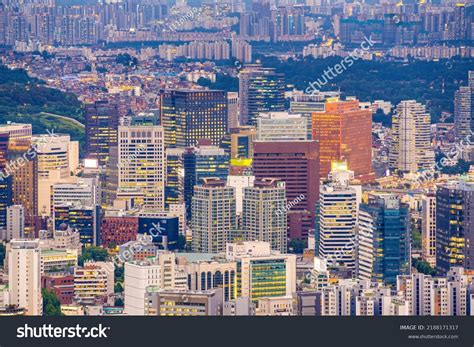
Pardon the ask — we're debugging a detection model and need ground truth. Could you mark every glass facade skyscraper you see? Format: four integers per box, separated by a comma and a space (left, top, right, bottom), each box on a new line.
358, 194, 410, 285
160, 89, 228, 148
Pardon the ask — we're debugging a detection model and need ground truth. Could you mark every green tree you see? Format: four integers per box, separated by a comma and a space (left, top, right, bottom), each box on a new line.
78, 246, 109, 266
114, 282, 123, 293
412, 258, 437, 276
42, 289, 62, 316
289, 238, 306, 254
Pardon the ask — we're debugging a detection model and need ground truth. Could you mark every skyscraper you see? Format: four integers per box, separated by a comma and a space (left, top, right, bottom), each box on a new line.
6, 205, 24, 241
357, 194, 410, 285
160, 89, 228, 148
53, 203, 100, 246
253, 140, 319, 241
8, 239, 42, 315
165, 148, 185, 208
454, 71, 474, 160
85, 100, 119, 167
183, 143, 230, 219
317, 164, 360, 271
192, 178, 236, 253
118, 125, 166, 211
436, 180, 474, 274
389, 100, 434, 173
312, 99, 373, 182
421, 194, 436, 267
239, 64, 285, 126
256, 112, 311, 141
242, 178, 287, 253
0, 131, 11, 229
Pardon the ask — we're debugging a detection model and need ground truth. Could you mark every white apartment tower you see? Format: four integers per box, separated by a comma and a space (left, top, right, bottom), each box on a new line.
242, 178, 287, 253
389, 100, 434, 173
8, 239, 42, 315
192, 178, 237, 253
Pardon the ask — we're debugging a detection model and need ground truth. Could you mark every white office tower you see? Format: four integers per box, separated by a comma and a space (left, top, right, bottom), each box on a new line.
124, 252, 180, 315
118, 125, 166, 211
7, 239, 42, 315
125, 260, 161, 316
227, 174, 255, 215
192, 178, 237, 253
33, 134, 73, 179
421, 194, 436, 267
389, 100, 434, 173
51, 177, 101, 210
397, 268, 470, 316
242, 178, 287, 253
6, 205, 24, 241
318, 165, 359, 270
256, 112, 311, 141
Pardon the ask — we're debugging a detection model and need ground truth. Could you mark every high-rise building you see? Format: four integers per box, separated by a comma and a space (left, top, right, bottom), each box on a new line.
256, 112, 311, 141
0, 131, 11, 229
33, 134, 72, 180
454, 71, 474, 160
221, 126, 255, 174
312, 99, 373, 182
317, 164, 359, 271
239, 64, 285, 126
53, 203, 100, 246
421, 194, 436, 267
7, 239, 42, 315
160, 89, 228, 148
242, 178, 287, 253
0, 173, 12, 229
51, 177, 101, 213
192, 178, 236, 253
227, 92, 240, 130
226, 241, 296, 303
118, 125, 166, 211
183, 144, 229, 219
436, 180, 474, 274
85, 101, 119, 167
253, 140, 319, 240
227, 174, 255, 216
7, 205, 24, 241
357, 194, 410, 285
124, 259, 162, 316
389, 100, 434, 173
165, 148, 185, 208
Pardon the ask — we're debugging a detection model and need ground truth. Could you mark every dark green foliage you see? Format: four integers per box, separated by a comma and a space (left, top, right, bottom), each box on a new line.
259, 57, 472, 123
0, 65, 85, 150
42, 289, 62, 316
78, 246, 109, 266
116, 53, 138, 68
289, 238, 306, 254
412, 258, 437, 276
372, 108, 392, 127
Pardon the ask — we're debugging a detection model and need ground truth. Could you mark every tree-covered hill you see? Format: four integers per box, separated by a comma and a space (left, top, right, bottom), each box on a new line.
0, 65, 85, 149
